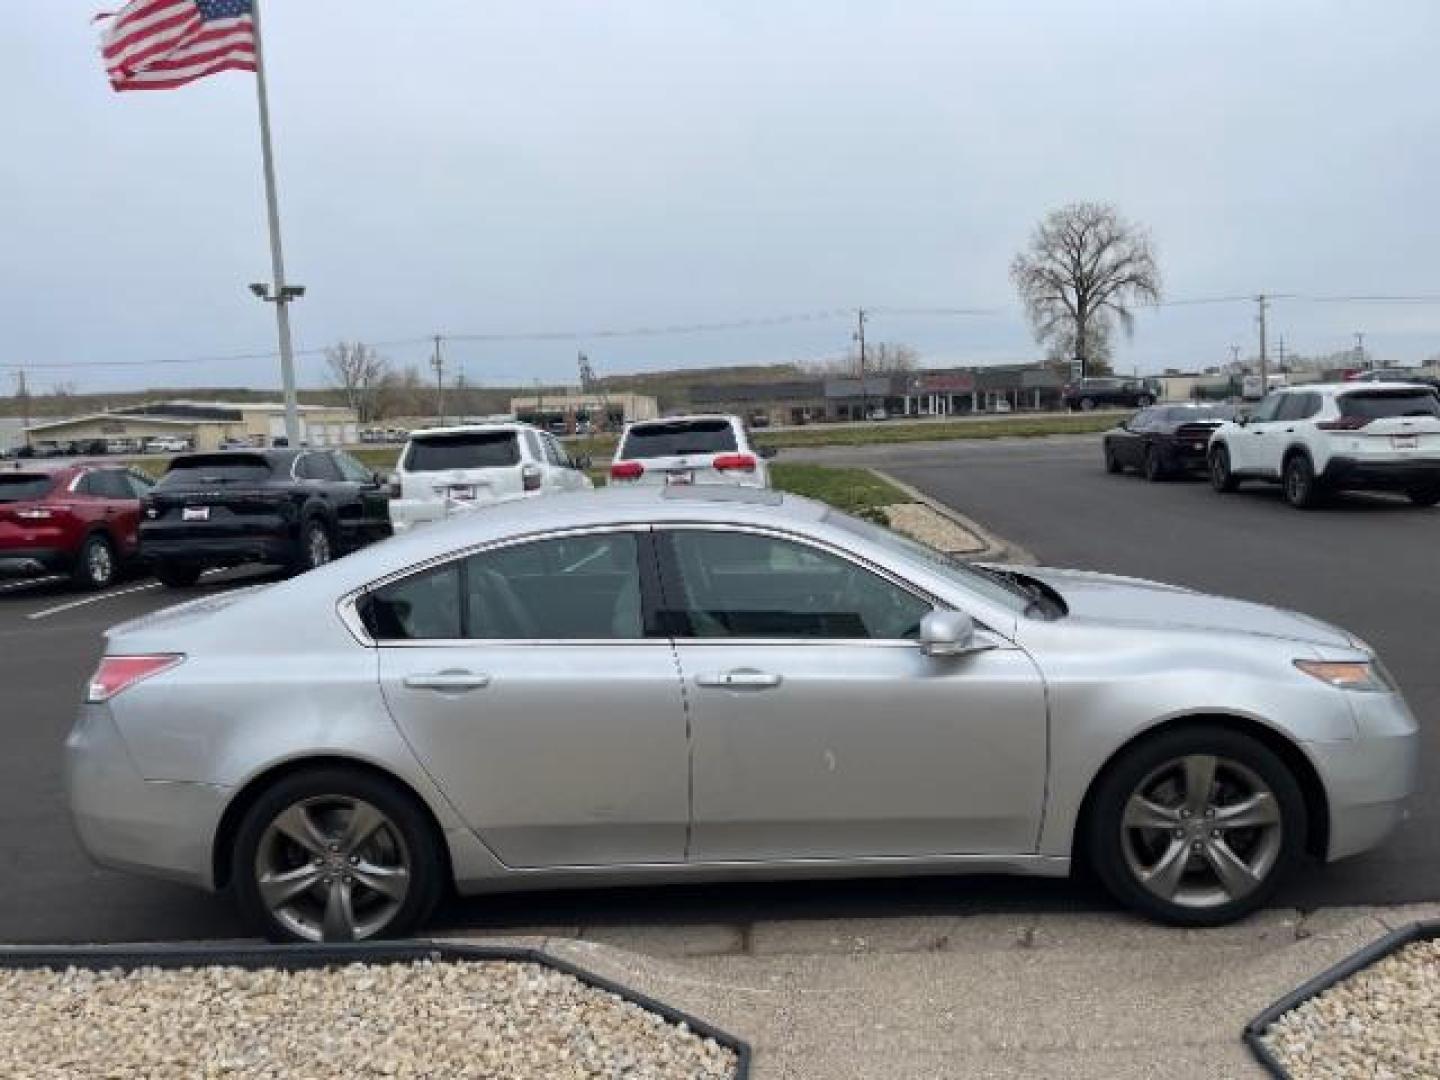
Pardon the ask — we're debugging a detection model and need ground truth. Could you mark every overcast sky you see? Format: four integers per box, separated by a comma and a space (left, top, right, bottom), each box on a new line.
5, 1, 1440, 393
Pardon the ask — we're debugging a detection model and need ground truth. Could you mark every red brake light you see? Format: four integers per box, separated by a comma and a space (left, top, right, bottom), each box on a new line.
713, 453, 758, 472
1317, 416, 1370, 431
87, 655, 183, 703
609, 461, 645, 481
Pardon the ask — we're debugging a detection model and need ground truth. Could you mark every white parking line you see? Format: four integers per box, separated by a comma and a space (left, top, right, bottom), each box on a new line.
26, 582, 161, 621
0, 575, 63, 594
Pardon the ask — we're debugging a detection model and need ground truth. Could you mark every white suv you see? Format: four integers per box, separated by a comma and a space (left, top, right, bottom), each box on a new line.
389, 423, 592, 532
608, 414, 774, 488
1207, 382, 1440, 508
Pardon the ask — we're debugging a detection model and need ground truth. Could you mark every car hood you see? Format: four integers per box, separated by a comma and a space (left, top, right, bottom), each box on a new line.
1017, 566, 1359, 649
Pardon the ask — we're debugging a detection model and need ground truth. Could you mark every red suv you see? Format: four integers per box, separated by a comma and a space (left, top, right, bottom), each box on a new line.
0, 463, 154, 589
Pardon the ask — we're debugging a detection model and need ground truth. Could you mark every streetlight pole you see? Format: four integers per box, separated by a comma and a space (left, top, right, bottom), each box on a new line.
854, 308, 869, 421
431, 335, 445, 425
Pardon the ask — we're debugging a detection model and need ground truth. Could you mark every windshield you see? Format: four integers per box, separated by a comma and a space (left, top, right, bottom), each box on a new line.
0, 474, 55, 502
404, 432, 520, 471
1339, 390, 1440, 420
825, 509, 1035, 614
159, 455, 274, 486
621, 420, 738, 458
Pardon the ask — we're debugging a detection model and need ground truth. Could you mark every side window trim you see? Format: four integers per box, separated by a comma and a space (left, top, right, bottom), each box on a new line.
342, 524, 660, 646
651, 523, 940, 644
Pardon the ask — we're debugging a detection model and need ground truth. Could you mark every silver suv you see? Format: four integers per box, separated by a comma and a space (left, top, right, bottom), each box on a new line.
1208, 382, 1440, 508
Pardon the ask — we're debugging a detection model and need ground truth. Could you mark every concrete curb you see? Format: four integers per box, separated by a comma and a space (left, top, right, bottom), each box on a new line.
869, 467, 1037, 565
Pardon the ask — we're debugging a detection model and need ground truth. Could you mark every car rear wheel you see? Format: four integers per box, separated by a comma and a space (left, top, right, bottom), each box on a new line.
1208, 445, 1240, 492
154, 562, 202, 588
1085, 727, 1306, 926
1283, 453, 1323, 509
232, 767, 444, 943
292, 518, 333, 575
1103, 443, 1123, 474
1406, 485, 1440, 507
72, 533, 116, 591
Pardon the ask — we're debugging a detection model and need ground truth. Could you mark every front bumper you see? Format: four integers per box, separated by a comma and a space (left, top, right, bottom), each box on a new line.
1307, 691, 1421, 861
1320, 456, 1440, 491
65, 704, 229, 890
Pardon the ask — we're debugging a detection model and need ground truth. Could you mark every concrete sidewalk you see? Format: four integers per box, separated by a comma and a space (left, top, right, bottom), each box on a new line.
453, 902, 1440, 1078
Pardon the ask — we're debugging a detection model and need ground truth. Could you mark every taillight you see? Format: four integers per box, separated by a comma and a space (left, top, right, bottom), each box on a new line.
521, 463, 543, 491
610, 461, 645, 481
15, 507, 54, 520
86, 655, 183, 703
1317, 416, 1371, 431
713, 453, 758, 472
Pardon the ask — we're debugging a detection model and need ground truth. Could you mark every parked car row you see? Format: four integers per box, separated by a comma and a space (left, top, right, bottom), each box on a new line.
1104, 382, 1440, 509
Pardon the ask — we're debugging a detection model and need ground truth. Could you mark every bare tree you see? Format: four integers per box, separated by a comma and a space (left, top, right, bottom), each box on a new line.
1045, 317, 1114, 374
1011, 202, 1161, 379
324, 341, 390, 422
809, 341, 919, 377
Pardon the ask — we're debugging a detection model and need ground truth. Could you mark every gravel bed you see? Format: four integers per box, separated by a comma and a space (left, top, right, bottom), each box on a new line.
883, 502, 983, 554
0, 959, 738, 1079
1262, 937, 1440, 1079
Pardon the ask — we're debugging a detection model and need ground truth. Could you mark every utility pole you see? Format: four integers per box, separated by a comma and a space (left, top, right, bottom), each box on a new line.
1354, 331, 1367, 370
431, 335, 445, 425
1228, 344, 1241, 370
15, 370, 30, 432
854, 308, 869, 421
1256, 294, 1269, 392
1276, 335, 1287, 370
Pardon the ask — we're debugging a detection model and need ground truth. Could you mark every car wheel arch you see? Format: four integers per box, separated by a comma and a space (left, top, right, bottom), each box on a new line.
211, 754, 454, 892
1068, 712, 1330, 868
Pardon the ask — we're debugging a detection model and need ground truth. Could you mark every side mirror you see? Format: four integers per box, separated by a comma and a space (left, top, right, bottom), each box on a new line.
574, 453, 593, 471
920, 610, 988, 657
758, 445, 778, 459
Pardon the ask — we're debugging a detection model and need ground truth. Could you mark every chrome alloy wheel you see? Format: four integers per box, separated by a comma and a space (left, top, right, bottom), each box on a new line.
307, 524, 332, 568
88, 541, 114, 585
1120, 754, 1283, 910
254, 796, 411, 942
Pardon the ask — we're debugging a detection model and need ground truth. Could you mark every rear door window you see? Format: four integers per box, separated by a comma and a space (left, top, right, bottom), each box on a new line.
404, 432, 520, 472
89, 470, 137, 499
1339, 389, 1440, 420
0, 474, 54, 502
159, 455, 273, 486
295, 453, 342, 481
621, 420, 738, 459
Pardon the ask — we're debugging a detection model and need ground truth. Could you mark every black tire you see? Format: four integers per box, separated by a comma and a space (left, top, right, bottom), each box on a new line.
154, 561, 202, 588
291, 517, 333, 576
1282, 452, 1323, 509
1079, 397, 1097, 412
1208, 445, 1240, 492
1406, 485, 1440, 507
1142, 445, 1166, 482
1084, 725, 1307, 926
71, 533, 117, 591
1103, 442, 1123, 474
231, 766, 445, 943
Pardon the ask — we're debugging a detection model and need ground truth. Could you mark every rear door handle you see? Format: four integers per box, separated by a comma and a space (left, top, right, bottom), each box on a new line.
695, 669, 783, 690
403, 671, 491, 692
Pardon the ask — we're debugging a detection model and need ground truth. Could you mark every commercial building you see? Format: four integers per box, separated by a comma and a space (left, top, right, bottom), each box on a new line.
23, 400, 359, 453
510, 391, 659, 430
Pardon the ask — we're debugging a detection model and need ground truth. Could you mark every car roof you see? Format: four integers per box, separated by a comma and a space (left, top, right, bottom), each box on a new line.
406, 423, 533, 439
1286, 382, 1437, 395
625, 414, 741, 428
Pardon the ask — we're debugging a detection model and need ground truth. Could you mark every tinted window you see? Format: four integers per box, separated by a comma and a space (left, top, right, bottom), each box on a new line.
91, 470, 136, 499
1249, 394, 1284, 423
521, 430, 543, 462
159, 455, 273, 486
1276, 394, 1313, 422
0, 474, 54, 502
1339, 389, 1440, 420
404, 432, 519, 471
123, 471, 155, 498
661, 530, 931, 639
621, 420, 738, 459
363, 532, 643, 641
295, 453, 342, 481
333, 451, 374, 483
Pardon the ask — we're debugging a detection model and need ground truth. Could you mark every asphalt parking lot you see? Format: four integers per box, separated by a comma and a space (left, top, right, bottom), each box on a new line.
1, 434, 1435, 943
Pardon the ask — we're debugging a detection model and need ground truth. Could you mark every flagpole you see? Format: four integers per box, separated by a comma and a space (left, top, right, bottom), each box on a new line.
250, 0, 302, 448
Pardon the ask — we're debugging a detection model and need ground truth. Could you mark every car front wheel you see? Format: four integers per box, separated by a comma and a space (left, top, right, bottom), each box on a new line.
232, 767, 444, 943
1143, 446, 1166, 482
1208, 445, 1240, 492
1085, 727, 1306, 926
1103, 443, 1123, 474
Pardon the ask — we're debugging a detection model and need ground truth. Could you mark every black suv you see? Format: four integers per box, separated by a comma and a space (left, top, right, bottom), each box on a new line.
139, 449, 391, 586
1063, 377, 1157, 412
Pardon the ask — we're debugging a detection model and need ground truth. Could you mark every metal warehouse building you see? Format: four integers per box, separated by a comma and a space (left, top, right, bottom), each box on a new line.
23, 401, 359, 452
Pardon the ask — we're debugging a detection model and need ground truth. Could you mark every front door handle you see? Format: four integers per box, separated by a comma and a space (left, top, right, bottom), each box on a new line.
695, 669, 783, 690
403, 671, 491, 692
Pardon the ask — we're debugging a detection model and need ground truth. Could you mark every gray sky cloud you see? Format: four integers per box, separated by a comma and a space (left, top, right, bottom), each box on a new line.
4, 1, 1440, 393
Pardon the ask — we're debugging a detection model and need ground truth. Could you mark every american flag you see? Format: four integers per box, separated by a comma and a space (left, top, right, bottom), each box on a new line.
99, 0, 257, 92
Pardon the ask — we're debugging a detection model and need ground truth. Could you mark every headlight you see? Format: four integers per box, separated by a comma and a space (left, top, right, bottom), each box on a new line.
1294, 659, 1394, 693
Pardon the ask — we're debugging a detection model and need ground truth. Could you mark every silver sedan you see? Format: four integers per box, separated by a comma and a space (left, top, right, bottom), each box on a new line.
66, 486, 1419, 941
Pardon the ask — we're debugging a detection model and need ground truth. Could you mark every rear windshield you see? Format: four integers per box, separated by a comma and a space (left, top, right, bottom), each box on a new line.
0, 474, 55, 502
1339, 389, 1440, 420
621, 420, 738, 458
404, 432, 519, 471
158, 455, 274, 486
